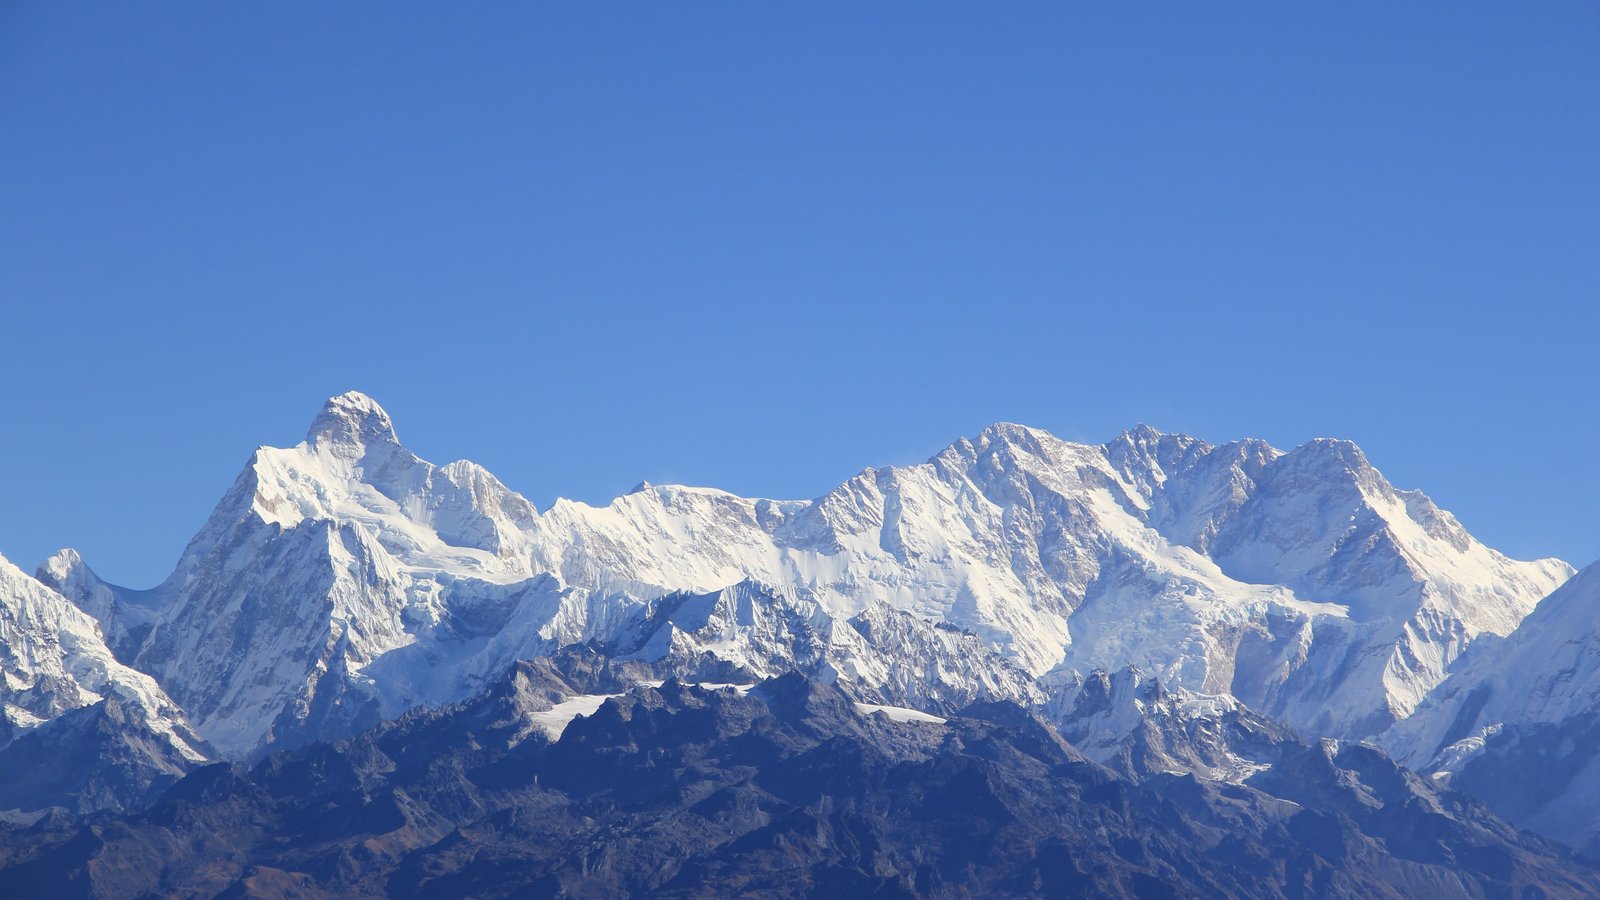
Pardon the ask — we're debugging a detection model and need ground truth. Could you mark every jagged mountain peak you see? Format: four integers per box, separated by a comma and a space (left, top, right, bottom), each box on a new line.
972, 420, 1055, 445
230, 392, 538, 560
1107, 422, 1208, 457
933, 422, 1091, 475
305, 390, 399, 453
36, 547, 129, 606
1123, 422, 1166, 441
973, 420, 1190, 449
1276, 435, 1375, 481
36, 550, 106, 617
37, 546, 86, 577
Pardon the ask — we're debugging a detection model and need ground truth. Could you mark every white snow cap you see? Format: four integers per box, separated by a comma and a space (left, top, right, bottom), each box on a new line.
307, 391, 399, 450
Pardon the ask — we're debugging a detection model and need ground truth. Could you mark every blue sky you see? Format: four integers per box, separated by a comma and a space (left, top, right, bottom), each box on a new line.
2, 4, 1597, 586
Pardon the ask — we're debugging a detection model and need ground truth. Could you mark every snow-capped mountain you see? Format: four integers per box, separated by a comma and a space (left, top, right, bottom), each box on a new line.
76, 393, 630, 757
1382, 561, 1600, 857
0, 551, 206, 812
50, 393, 1570, 758
1098, 427, 1572, 734
534, 418, 1568, 737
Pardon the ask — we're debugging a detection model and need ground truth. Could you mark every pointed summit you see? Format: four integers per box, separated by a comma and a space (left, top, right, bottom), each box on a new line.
975, 421, 1043, 441
970, 422, 1056, 455
307, 391, 399, 451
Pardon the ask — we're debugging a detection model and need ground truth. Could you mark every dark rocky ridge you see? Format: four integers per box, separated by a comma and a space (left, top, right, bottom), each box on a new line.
0, 698, 201, 816
1, 665, 1595, 899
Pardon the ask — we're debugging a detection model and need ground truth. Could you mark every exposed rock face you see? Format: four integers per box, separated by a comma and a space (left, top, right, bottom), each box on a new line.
1051, 665, 1296, 783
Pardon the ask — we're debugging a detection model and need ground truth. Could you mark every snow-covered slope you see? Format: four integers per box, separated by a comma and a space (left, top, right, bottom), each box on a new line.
1386, 563, 1600, 765
0, 551, 207, 811
528, 421, 1568, 737
1101, 427, 1572, 734
61, 392, 1567, 757
0, 552, 200, 750
1381, 562, 1600, 855
36, 548, 163, 664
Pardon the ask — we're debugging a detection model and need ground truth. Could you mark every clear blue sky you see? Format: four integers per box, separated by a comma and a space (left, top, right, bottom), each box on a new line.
2, 3, 1597, 587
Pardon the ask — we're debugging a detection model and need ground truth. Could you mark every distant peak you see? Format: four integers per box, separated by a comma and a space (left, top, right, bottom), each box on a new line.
307, 391, 399, 450
36, 547, 89, 585
974, 422, 1051, 447
34, 547, 111, 606
1102, 424, 1215, 467
979, 421, 1035, 435
1120, 423, 1166, 444
39, 546, 85, 572
1292, 437, 1369, 469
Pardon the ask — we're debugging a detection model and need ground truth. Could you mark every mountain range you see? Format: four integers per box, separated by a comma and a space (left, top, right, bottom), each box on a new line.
2, 392, 1596, 896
